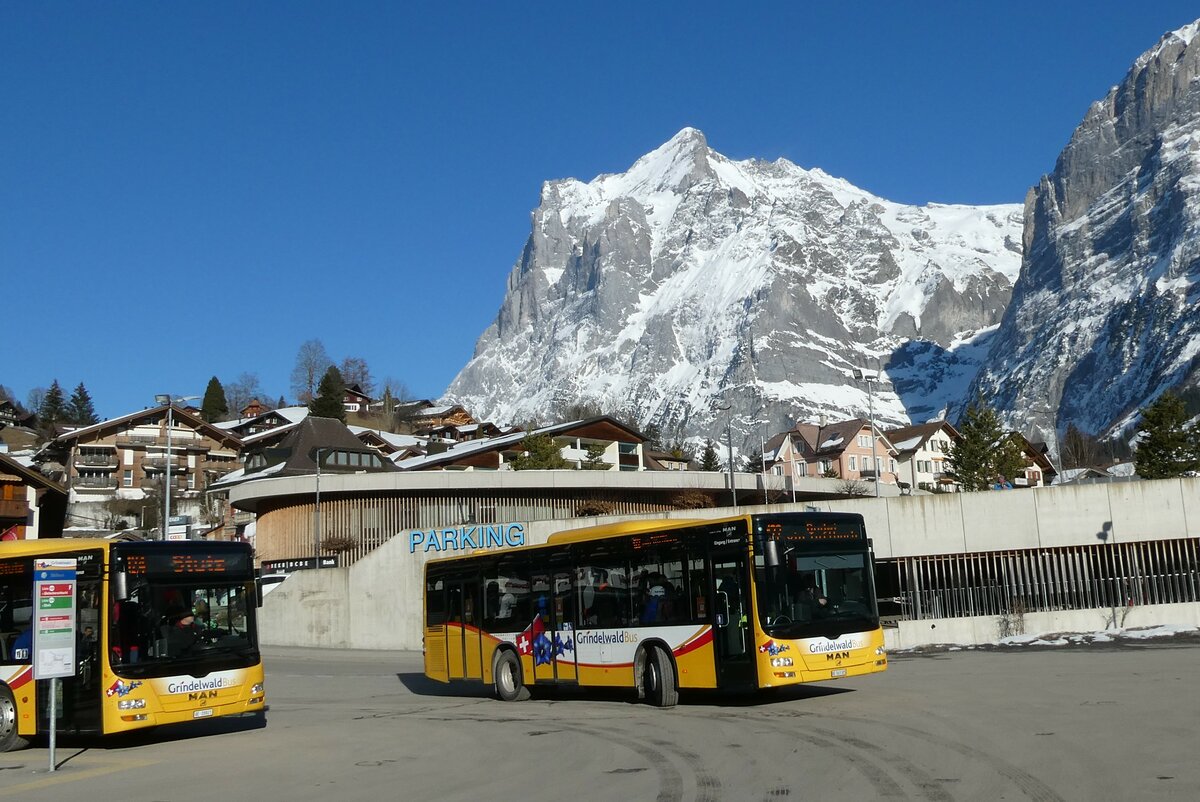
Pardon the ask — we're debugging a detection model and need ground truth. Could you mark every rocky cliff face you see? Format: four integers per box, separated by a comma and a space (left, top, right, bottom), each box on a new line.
445, 128, 1022, 444
971, 21, 1200, 442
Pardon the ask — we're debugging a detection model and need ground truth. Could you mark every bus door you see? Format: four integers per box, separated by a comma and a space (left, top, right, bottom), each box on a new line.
712, 550, 755, 688
445, 578, 483, 681
529, 569, 577, 683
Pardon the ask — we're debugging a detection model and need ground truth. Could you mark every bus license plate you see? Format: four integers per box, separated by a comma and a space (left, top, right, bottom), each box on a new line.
193, 708, 214, 718
831, 668, 847, 677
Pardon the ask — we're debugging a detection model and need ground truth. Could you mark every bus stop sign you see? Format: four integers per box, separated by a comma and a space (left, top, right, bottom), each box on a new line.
33, 558, 77, 680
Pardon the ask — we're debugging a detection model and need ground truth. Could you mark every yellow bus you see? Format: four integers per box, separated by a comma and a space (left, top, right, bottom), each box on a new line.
1, 538, 265, 751
423, 512, 887, 706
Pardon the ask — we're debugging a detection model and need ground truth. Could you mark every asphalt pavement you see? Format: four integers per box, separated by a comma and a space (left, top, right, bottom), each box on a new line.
1, 640, 1197, 800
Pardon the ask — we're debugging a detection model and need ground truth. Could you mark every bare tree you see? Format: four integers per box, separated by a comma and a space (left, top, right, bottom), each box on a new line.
378, 376, 413, 402
836, 479, 872, 497
290, 339, 332, 404
339, 357, 374, 396
224, 372, 265, 417
26, 386, 46, 414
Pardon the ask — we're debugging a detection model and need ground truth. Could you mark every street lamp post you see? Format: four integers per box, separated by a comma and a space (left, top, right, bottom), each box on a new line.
313, 448, 327, 557
155, 394, 198, 539
713, 401, 737, 511
852, 367, 881, 498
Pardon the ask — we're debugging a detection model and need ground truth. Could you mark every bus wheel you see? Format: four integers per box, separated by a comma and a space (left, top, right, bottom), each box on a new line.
644, 646, 679, 708
494, 650, 530, 702
0, 687, 29, 752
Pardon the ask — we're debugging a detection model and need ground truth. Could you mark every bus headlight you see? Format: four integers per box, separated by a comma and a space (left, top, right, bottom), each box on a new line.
118, 699, 147, 710
875, 646, 886, 656
251, 683, 264, 695
770, 657, 793, 667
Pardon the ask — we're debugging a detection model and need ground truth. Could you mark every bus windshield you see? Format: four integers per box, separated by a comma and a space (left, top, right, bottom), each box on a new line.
755, 552, 877, 637
110, 577, 256, 677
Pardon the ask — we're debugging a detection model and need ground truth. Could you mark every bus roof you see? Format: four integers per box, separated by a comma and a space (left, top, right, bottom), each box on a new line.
546, 516, 730, 545
0, 538, 118, 558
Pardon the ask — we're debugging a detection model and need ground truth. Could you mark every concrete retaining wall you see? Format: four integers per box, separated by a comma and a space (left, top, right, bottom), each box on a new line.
259, 477, 1200, 651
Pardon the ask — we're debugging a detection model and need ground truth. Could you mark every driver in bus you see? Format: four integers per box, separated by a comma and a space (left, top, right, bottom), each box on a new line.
163, 604, 206, 655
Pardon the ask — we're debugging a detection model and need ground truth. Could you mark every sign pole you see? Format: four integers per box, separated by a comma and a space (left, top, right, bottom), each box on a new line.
48, 677, 57, 772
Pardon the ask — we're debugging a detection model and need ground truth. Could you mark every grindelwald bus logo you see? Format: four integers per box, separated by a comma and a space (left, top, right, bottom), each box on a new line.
408, 523, 525, 554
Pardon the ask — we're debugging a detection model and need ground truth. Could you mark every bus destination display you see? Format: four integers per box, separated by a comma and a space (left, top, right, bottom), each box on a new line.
123, 550, 251, 577
765, 519, 864, 542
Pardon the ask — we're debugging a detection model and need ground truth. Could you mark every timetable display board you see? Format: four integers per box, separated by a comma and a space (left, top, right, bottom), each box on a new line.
33, 558, 77, 680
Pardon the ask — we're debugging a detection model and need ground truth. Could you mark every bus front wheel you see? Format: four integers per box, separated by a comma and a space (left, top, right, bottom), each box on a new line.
0, 687, 29, 752
643, 646, 679, 708
494, 650, 530, 702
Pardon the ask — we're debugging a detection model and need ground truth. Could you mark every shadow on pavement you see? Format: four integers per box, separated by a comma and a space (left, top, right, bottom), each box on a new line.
396, 670, 853, 707
28, 711, 268, 753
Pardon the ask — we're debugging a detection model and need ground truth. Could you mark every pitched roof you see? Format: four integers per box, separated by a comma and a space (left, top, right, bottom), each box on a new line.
883, 421, 959, 455
395, 416, 645, 471
52, 405, 244, 451
0, 451, 66, 495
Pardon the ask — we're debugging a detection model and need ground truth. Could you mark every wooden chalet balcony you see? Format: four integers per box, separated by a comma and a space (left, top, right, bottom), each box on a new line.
74, 478, 117, 491
0, 497, 29, 520
142, 456, 186, 472
117, 435, 158, 446
75, 454, 118, 469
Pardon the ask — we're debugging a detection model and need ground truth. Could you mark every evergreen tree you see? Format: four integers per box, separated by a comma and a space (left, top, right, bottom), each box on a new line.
947, 398, 1024, 491
1135, 391, 1198, 479
201, 376, 229, 423
276, 396, 287, 410
38, 380, 67, 430
699, 438, 721, 471
309, 365, 347, 421
509, 433, 569, 470
640, 422, 664, 451
581, 442, 611, 470
66, 382, 99, 426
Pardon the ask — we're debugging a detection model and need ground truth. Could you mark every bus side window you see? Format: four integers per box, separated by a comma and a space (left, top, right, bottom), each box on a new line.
426, 578, 446, 626
0, 560, 33, 664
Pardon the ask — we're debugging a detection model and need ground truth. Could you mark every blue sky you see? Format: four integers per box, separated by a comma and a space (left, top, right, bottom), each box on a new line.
3, 3, 1198, 420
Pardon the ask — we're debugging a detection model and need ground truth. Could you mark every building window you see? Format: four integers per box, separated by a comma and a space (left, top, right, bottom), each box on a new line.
123, 470, 133, 487
848, 455, 857, 471
857, 434, 870, 448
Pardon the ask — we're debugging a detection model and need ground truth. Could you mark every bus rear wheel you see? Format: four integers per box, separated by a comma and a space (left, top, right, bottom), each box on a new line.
494, 650, 530, 702
643, 646, 679, 708
0, 687, 30, 752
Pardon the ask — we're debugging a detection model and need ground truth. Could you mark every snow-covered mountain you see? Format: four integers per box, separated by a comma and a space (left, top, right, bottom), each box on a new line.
445, 127, 1022, 445
970, 21, 1200, 444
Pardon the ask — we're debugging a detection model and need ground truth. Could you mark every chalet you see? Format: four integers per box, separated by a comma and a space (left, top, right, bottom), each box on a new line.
343, 384, 373, 415
0, 399, 35, 429
42, 404, 243, 532
215, 406, 309, 440
764, 418, 899, 487
884, 421, 960, 492
239, 398, 269, 418
392, 400, 476, 431
1006, 433, 1059, 488
0, 452, 66, 540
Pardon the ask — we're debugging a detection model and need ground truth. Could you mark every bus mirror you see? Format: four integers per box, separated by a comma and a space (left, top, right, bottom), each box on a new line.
763, 540, 781, 568
113, 570, 128, 602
